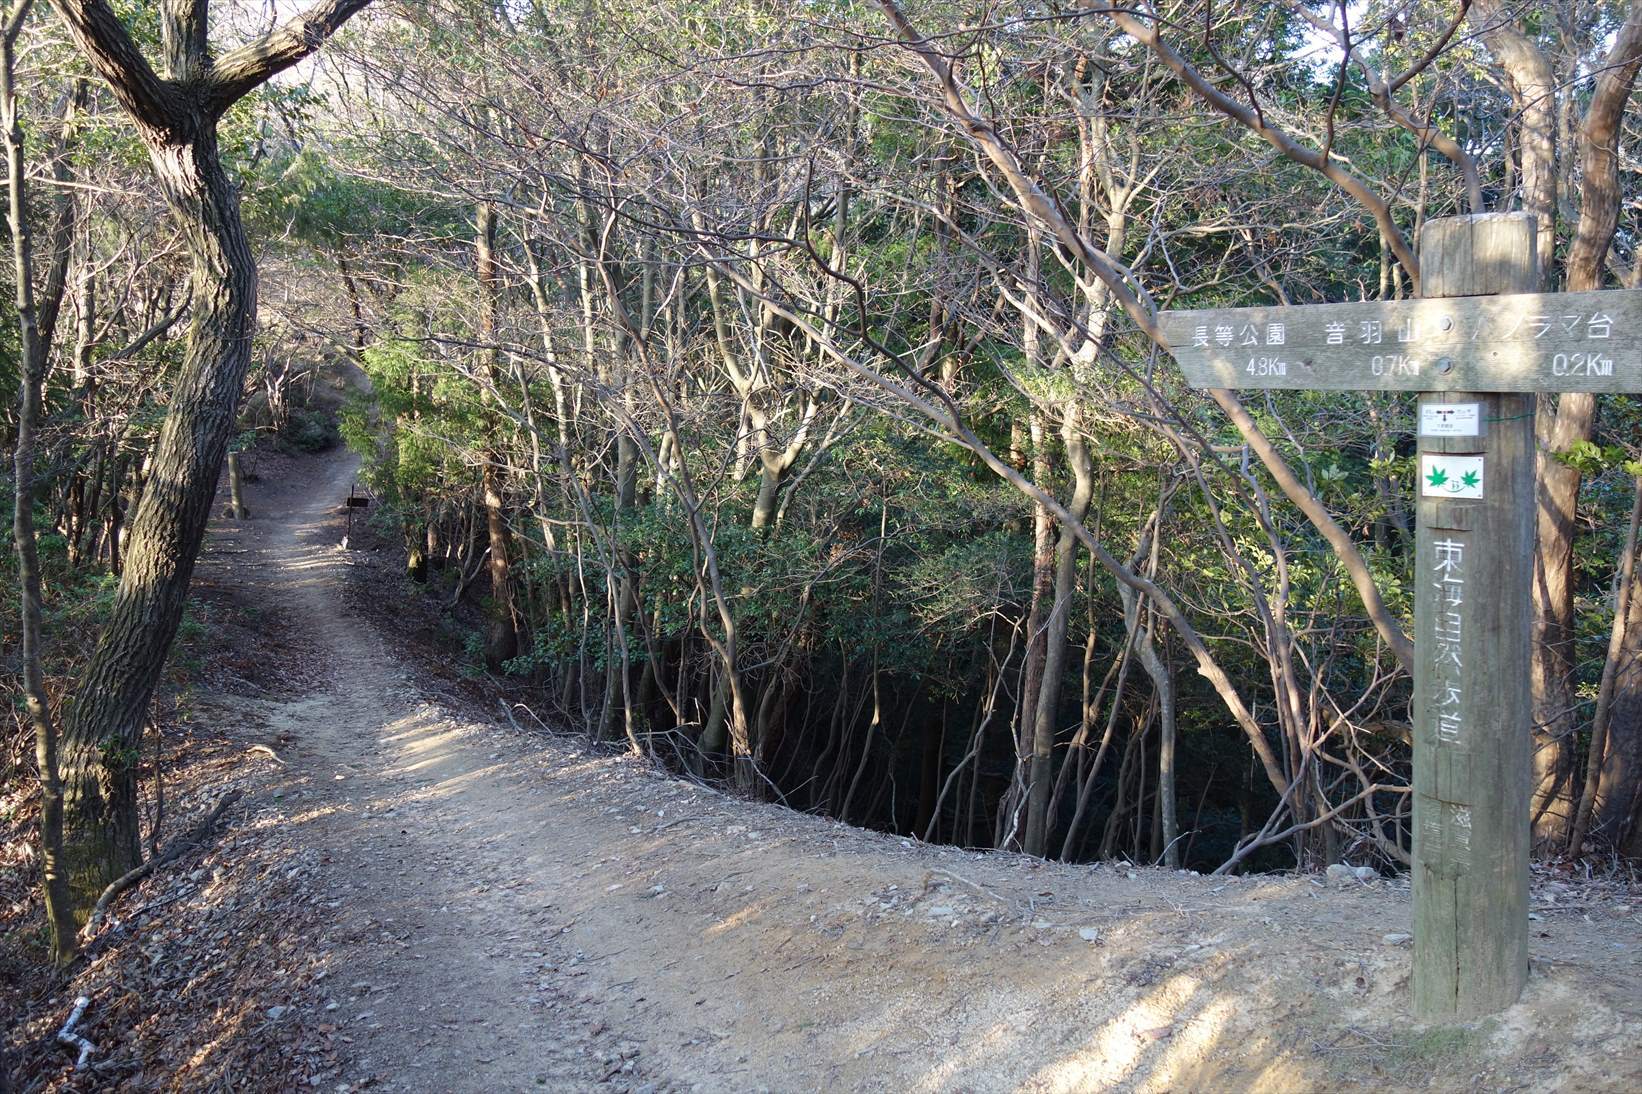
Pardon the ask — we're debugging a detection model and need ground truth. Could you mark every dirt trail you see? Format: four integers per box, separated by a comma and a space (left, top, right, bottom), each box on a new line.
191, 448, 1642, 1093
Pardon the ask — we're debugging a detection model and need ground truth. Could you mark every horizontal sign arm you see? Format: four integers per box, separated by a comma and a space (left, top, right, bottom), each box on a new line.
1160, 287, 1642, 393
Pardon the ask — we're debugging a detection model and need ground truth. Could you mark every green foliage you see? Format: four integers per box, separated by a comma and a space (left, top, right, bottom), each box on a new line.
244, 143, 466, 250
281, 409, 342, 454
897, 530, 1030, 632
26, 0, 1638, 874
1557, 439, 1631, 476
99, 734, 141, 772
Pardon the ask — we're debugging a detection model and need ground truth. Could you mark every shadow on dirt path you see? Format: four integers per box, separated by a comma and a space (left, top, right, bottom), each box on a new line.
191, 447, 1642, 1094
196, 450, 653, 1091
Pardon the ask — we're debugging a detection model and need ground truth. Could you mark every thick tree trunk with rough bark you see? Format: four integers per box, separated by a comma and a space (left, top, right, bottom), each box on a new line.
1529, 398, 1589, 840
1538, 12, 1642, 849
59, 127, 256, 906
48, 0, 374, 920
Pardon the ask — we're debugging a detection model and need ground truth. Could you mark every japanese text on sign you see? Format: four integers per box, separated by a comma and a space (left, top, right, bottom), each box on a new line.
1160, 287, 1642, 394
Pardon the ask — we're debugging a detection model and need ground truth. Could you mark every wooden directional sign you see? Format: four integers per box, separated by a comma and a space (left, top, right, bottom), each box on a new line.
1156, 213, 1612, 1022
1160, 287, 1642, 393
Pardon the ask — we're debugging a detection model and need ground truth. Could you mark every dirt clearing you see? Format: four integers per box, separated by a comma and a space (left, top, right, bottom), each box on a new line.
8, 448, 1641, 1093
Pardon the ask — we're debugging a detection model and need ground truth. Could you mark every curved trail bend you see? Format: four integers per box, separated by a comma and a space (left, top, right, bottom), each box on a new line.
191, 448, 1641, 1093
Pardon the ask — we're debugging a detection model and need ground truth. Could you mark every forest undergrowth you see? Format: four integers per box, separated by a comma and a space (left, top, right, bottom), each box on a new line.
2, 444, 1640, 1092
7, 1, 1642, 1087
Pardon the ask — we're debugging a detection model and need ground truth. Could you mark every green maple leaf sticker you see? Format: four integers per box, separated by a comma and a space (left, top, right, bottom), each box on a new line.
1426, 466, 1449, 488
1460, 470, 1481, 489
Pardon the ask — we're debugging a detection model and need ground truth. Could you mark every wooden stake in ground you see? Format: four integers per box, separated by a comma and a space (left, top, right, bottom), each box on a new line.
1410, 213, 1534, 1018
1159, 210, 1642, 1018
227, 452, 247, 519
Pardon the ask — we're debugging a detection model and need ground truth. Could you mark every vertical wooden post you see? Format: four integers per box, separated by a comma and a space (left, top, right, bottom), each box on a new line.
226, 452, 246, 520
1413, 214, 1535, 1018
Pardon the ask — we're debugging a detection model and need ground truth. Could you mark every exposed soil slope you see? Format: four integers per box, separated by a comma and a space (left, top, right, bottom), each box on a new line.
15, 447, 1642, 1092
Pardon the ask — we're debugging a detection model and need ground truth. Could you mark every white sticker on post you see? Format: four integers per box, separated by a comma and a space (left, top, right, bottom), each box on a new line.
1420, 402, 1481, 437
1421, 454, 1485, 499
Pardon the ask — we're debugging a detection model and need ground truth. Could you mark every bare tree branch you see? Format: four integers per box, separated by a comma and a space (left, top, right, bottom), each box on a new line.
1566, 6, 1642, 292
208, 0, 374, 115
47, 0, 183, 133
1102, 4, 1422, 287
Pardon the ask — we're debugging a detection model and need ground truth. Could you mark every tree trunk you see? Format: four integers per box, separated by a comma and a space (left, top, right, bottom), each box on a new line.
1118, 516, 1180, 866
4, 13, 79, 962
59, 128, 256, 913
475, 202, 517, 667
1595, 488, 1642, 853
1023, 407, 1095, 857
1005, 411, 1053, 850
1572, 476, 1640, 853
1528, 10, 1642, 846
751, 460, 782, 531
226, 451, 247, 518
48, 0, 375, 918
1529, 396, 1591, 842
481, 460, 518, 666
1149, 620, 1179, 868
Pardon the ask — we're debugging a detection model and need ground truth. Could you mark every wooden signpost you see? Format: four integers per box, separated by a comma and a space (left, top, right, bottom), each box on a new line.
1161, 213, 1642, 1020
226, 452, 248, 520
345, 482, 370, 544
1161, 287, 1631, 394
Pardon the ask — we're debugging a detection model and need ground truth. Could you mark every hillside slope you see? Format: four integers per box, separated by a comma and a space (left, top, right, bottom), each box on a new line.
11, 447, 1640, 1092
